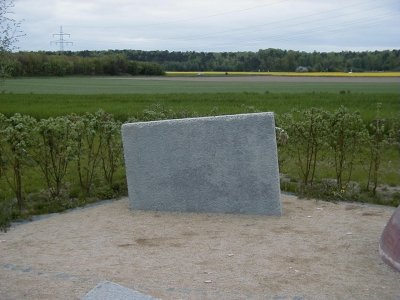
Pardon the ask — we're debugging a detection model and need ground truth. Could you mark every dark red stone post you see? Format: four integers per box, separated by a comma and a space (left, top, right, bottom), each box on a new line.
379, 205, 400, 272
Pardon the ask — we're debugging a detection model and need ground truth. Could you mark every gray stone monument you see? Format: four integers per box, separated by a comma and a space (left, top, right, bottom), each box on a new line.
122, 112, 281, 216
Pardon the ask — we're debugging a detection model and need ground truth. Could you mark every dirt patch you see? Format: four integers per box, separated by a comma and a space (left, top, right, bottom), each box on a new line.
0, 195, 399, 299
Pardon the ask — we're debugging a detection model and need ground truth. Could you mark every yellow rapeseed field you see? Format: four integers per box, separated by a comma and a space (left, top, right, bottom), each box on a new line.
166, 71, 400, 77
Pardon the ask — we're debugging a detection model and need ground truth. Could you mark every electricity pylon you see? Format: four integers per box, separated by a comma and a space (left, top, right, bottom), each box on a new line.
51, 26, 73, 52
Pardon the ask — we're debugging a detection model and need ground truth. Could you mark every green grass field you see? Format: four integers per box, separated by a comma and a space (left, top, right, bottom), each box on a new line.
1, 93, 399, 122
1, 76, 399, 94
0, 76, 399, 121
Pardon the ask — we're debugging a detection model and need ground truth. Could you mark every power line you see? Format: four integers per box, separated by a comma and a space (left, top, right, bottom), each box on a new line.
65, 0, 291, 30
199, 11, 398, 50
60, 1, 399, 51
171, 1, 396, 41
139, 0, 291, 28
224, 12, 396, 43
51, 26, 73, 52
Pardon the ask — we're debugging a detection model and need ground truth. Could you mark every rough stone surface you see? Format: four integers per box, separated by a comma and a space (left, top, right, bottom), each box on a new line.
122, 113, 281, 215
379, 205, 400, 272
82, 281, 159, 300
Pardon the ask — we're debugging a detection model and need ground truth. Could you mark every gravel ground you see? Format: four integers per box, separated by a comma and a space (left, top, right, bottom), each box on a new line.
0, 194, 399, 300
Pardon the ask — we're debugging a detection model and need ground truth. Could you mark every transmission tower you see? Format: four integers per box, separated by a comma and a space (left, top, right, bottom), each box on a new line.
51, 26, 73, 52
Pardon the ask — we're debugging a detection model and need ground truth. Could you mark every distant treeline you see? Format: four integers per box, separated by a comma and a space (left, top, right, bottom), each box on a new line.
9, 52, 165, 76
8, 48, 400, 76
117, 48, 400, 72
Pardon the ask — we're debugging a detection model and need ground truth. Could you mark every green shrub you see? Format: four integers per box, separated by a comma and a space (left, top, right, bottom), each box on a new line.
0, 113, 37, 211
366, 103, 389, 195
280, 108, 329, 186
97, 111, 123, 189
74, 112, 102, 197
33, 116, 79, 199
327, 106, 368, 190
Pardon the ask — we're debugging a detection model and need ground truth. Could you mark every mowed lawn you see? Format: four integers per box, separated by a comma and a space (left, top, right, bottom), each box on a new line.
1, 76, 399, 94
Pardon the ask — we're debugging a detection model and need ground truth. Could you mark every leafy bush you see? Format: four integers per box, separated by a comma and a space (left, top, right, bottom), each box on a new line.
280, 108, 328, 186
33, 116, 78, 199
97, 111, 123, 190
0, 113, 37, 211
71, 110, 124, 197
0, 110, 128, 230
327, 106, 368, 190
278, 105, 397, 201
366, 103, 389, 195
75, 112, 105, 197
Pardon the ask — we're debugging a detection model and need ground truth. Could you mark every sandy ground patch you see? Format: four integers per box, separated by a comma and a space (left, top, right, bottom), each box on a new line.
0, 194, 399, 299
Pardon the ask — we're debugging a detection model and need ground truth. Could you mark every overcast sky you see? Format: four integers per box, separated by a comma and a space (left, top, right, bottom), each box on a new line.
13, 0, 400, 52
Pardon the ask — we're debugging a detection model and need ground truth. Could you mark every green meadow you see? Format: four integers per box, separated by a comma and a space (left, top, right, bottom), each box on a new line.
1, 76, 399, 94
1, 77, 398, 122
0, 92, 399, 122
0, 76, 399, 123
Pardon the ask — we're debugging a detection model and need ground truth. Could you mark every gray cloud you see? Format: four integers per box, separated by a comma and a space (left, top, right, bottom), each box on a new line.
14, 0, 400, 52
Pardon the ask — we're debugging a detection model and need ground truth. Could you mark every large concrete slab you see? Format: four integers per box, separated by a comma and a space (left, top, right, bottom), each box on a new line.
82, 281, 159, 300
122, 113, 281, 215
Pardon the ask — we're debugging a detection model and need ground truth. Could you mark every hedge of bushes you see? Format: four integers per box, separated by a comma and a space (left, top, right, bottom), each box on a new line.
0, 111, 124, 229
277, 105, 399, 203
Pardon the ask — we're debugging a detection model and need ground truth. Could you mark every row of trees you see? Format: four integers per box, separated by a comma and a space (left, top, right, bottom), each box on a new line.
5, 48, 399, 76
8, 53, 165, 77
71, 49, 400, 72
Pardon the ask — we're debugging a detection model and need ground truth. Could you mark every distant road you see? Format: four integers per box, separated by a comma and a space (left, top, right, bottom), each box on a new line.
114, 75, 400, 83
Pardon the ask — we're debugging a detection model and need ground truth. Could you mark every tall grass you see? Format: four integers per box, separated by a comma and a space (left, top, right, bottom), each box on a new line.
0, 93, 398, 122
